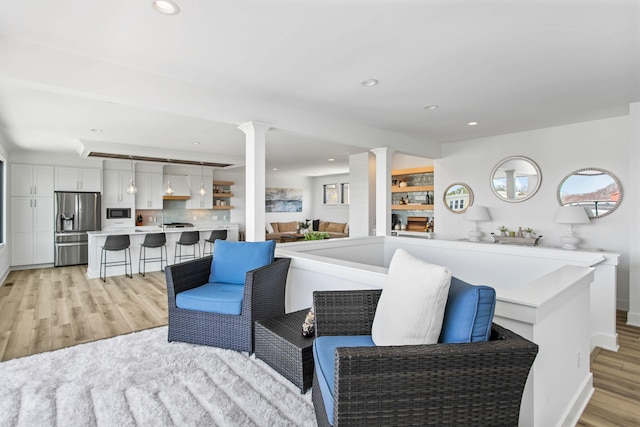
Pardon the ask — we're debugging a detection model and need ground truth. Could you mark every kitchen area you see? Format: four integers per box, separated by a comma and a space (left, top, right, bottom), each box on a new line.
10, 157, 240, 279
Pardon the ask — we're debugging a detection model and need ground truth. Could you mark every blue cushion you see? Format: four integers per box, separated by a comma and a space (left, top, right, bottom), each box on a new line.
176, 282, 244, 315
439, 277, 496, 343
209, 240, 276, 285
313, 335, 375, 425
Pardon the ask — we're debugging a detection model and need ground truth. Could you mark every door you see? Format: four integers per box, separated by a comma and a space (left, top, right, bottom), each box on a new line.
55, 192, 77, 232
77, 193, 100, 231
11, 197, 34, 266
78, 168, 102, 192
55, 167, 80, 191
34, 197, 54, 264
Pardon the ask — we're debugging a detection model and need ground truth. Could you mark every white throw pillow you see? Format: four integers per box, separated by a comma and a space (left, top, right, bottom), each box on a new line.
372, 248, 451, 346
266, 222, 274, 234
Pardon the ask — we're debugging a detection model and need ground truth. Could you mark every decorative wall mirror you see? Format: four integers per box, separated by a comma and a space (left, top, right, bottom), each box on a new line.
490, 156, 542, 203
443, 182, 474, 213
557, 168, 623, 219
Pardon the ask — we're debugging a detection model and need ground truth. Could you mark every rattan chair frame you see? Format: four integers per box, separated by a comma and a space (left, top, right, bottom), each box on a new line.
312, 289, 539, 427
165, 256, 291, 352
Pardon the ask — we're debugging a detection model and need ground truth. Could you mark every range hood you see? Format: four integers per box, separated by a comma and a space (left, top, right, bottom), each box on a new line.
163, 175, 191, 200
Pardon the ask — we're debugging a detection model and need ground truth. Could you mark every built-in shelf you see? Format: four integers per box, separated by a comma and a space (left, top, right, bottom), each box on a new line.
213, 180, 234, 210
391, 204, 434, 210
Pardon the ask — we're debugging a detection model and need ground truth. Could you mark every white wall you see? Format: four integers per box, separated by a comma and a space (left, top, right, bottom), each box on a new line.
435, 114, 632, 309
262, 172, 314, 228
310, 173, 349, 224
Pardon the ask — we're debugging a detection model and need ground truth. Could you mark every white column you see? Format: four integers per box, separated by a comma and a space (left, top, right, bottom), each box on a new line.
348, 152, 375, 237
238, 121, 272, 242
371, 147, 394, 236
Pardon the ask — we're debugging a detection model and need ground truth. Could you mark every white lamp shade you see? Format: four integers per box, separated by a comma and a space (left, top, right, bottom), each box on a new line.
464, 205, 491, 222
553, 206, 591, 224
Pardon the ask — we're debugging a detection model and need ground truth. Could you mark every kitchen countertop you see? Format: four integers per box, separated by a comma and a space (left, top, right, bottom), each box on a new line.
88, 224, 238, 237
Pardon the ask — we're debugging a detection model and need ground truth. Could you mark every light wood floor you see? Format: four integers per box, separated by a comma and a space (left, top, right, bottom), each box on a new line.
0, 267, 639, 425
578, 310, 640, 426
0, 266, 167, 362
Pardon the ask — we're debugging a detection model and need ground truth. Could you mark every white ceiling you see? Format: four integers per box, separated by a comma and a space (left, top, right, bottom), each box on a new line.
0, 0, 638, 176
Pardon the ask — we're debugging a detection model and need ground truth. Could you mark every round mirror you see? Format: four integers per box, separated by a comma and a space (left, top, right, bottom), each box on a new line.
443, 183, 474, 213
490, 156, 542, 203
557, 168, 623, 219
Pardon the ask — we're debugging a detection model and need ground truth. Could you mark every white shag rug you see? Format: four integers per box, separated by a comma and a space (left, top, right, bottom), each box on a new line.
0, 327, 316, 427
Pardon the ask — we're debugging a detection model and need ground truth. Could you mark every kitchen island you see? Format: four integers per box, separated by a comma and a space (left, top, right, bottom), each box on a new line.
86, 224, 239, 279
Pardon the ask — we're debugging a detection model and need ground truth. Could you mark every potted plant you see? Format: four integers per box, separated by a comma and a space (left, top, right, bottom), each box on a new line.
299, 220, 310, 234
497, 226, 508, 237
304, 231, 330, 241
523, 228, 534, 238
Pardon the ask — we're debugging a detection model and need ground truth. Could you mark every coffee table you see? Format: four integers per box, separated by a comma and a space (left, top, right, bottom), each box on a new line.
254, 309, 315, 393
277, 234, 305, 243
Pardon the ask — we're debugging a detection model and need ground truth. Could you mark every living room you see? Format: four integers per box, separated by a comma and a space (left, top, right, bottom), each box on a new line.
0, 1, 638, 426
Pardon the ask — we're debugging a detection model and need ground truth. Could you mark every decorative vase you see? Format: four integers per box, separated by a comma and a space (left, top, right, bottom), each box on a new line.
524, 232, 532, 238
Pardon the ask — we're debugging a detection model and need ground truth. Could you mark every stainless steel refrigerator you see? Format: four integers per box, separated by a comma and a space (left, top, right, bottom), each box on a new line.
54, 192, 101, 266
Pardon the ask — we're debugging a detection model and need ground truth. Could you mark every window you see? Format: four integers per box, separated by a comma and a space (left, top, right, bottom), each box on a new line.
323, 184, 338, 205
340, 183, 350, 205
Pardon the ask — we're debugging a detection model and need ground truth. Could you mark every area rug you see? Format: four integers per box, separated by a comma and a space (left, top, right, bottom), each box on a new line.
0, 327, 316, 426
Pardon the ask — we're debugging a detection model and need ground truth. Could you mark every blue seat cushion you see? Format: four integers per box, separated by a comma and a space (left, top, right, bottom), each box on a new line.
313, 335, 375, 425
176, 282, 244, 315
209, 240, 276, 285
439, 277, 496, 343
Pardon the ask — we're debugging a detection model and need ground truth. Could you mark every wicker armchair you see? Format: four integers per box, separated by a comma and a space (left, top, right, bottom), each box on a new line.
165, 256, 291, 352
312, 289, 539, 427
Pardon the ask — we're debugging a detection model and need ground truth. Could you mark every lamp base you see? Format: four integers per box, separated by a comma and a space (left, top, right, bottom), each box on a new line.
560, 234, 580, 250
468, 229, 483, 242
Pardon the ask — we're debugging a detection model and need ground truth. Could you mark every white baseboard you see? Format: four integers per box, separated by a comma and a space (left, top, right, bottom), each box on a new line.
590, 332, 619, 352
560, 373, 594, 427
628, 311, 640, 327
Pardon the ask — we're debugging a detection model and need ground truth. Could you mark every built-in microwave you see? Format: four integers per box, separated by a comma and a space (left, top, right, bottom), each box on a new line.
106, 207, 131, 219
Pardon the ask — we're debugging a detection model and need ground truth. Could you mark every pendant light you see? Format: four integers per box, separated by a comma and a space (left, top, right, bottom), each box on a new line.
165, 161, 174, 195
126, 156, 137, 194
198, 162, 207, 197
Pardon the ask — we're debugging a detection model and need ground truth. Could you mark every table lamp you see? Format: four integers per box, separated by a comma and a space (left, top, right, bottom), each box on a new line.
464, 205, 491, 242
553, 206, 591, 250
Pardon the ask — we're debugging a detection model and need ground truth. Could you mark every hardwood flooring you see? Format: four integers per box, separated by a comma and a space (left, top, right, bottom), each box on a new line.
0, 267, 639, 425
578, 310, 640, 426
0, 266, 167, 362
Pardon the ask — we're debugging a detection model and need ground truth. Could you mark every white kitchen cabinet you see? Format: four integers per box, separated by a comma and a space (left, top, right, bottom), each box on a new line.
55, 167, 102, 192
11, 164, 54, 197
186, 173, 213, 209
11, 196, 54, 266
135, 172, 164, 209
103, 170, 134, 205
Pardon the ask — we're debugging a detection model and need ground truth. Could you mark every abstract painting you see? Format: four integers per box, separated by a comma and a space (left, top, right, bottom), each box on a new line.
265, 187, 303, 212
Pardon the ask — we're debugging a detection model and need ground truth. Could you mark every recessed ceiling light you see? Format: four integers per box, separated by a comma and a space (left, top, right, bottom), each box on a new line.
360, 79, 379, 87
424, 105, 439, 110
328, 158, 335, 162
273, 168, 278, 171
192, 141, 200, 145
153, 0, 180, 15
90, 128, 103, 133
468, 121, 479, 126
